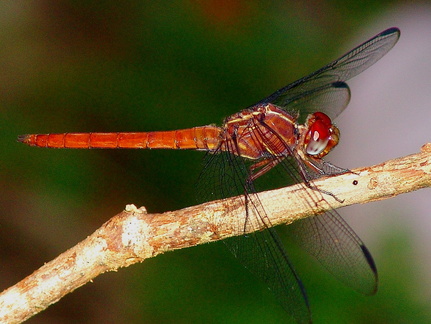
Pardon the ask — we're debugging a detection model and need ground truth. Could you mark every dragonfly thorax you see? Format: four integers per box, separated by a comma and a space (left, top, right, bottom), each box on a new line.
222, 104, 298, 160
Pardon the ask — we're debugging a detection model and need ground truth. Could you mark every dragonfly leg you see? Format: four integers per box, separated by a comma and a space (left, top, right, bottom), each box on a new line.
294, 155, 347, 203
248, 158, 282, 182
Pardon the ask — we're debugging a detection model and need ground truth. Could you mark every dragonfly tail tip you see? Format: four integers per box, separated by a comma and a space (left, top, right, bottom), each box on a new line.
17, 134, 31, 144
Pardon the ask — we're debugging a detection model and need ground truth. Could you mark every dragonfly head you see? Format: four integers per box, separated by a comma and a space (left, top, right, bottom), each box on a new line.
303, 112, 340, 158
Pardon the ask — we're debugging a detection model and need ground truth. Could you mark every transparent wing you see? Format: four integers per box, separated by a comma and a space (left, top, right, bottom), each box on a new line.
197, 148, 312, 323
228, 228, 311, 323
281, 81, 350, 124
285, 210, 378, 295
254, 27, 400, 120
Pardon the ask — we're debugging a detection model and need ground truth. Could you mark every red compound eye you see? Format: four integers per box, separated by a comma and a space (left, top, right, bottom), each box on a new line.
304, 112, 339, 157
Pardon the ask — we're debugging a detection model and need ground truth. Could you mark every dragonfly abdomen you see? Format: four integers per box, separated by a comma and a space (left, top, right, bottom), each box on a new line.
17, 126, 223, 150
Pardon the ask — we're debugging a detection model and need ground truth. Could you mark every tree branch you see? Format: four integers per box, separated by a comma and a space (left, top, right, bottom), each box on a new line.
1, 144, 431, 323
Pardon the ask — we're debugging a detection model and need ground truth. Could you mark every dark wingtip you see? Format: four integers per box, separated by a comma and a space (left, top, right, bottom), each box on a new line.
332, 81, 349, 89
381, 27, 400, 35
361, 244, 379, 295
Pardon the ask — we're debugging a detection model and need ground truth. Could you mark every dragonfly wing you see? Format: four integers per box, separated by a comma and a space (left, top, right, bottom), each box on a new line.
226, 229, 311, 323
197, 150, 311, 323
255, 27, 400, 119
286, 210, 378, 295
281, 81, 350, 124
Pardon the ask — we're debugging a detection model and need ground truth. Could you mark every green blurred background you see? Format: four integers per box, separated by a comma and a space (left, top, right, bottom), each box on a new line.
2, 1, 431, 323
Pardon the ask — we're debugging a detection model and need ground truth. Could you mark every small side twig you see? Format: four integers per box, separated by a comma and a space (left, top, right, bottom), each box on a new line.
1, 144, 431, 323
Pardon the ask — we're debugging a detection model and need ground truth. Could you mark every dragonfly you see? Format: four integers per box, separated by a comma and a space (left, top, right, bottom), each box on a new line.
18, 28, 400, 323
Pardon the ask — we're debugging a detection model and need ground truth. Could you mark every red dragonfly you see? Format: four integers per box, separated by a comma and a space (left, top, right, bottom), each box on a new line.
19, 28, 400, 323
